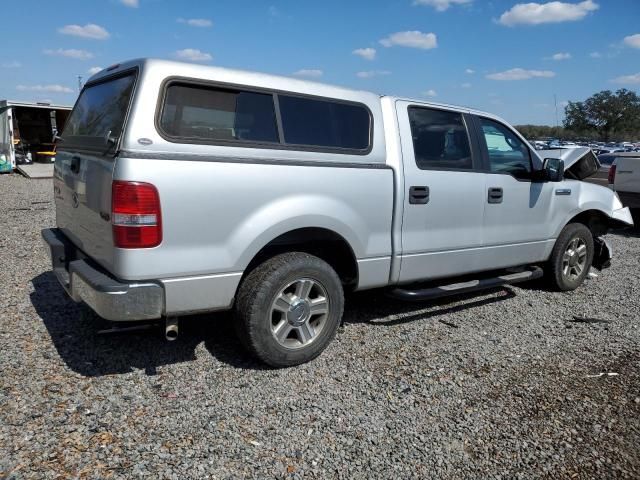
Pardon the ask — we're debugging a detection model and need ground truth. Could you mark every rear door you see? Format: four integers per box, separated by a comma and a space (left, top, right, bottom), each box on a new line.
397, 102, 487, 282
474, 116, 556, 266
55, 70, 137, 272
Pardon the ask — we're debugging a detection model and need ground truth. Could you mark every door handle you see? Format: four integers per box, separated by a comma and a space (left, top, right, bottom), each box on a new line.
487, 187, 503, 204
70, 156, 81, 174
409, 186, 430, 205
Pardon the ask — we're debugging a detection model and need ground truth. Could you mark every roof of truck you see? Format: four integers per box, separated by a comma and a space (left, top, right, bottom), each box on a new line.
88, 58, 498, 118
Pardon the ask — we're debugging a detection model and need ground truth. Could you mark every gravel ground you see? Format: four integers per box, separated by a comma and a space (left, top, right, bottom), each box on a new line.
1, 173, 639, 479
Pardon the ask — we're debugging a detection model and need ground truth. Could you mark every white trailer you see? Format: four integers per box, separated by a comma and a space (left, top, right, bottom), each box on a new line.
0, 100, 72, 173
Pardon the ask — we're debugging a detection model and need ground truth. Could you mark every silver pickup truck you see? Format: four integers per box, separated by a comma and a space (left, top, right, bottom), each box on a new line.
42, 59, 633, 366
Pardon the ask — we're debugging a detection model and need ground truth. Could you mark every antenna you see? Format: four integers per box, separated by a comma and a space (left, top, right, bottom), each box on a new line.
77, 75, 83, 93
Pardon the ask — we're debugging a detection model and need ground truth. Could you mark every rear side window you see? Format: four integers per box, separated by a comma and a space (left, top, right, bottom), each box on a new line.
160, 84, 279, 143
62, 72, 136, 147
408, 107, 472, 170
278, 96, 371, 150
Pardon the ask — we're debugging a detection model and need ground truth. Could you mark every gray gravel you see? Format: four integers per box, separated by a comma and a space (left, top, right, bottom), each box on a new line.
1, 173, 639, 479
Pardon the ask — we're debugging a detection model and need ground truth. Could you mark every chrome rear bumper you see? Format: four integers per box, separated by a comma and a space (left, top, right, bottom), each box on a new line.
41, 228, 164, 321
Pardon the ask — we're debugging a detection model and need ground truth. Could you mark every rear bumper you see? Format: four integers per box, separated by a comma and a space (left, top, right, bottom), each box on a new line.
617, 191, 640, 209
41, 228, 164, 321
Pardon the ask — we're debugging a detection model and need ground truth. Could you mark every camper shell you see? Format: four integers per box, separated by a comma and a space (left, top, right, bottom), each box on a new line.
0, 100, 72, 172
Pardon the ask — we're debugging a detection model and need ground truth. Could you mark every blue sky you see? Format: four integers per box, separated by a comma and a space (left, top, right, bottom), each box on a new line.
1, 0, 639, 125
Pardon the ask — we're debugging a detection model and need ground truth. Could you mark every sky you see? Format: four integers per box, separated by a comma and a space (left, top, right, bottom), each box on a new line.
1, 0, 639, 126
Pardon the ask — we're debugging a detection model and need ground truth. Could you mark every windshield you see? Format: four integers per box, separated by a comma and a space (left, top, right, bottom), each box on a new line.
62, 71, 136, 148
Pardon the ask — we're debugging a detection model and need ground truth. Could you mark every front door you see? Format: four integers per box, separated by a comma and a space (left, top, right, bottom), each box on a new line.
475, 116, 556, 267
397, 102, 487, 283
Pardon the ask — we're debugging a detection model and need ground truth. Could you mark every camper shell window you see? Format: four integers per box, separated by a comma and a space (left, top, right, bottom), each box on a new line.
61, 71, 137, 150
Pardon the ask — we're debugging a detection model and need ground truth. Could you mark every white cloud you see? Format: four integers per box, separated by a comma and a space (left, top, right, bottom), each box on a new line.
356, 70, 391, 78
424, 89, 437, 97
174, 48, 212, 62
58, 23, 110, 40
551, 52, 571, 60
2, 61, 21, 68
120, 0, 138, 7
88, 66, 103, 75
177, 18, 213, 28
498, 0, 598, 26
623, 34, 640, 49
486, 68, 555, 80
293, 69, 323, 77
612, 73, 640, 85
44, 48, 93, 60
461, 82, 472, 88
268, 6, 281, 17
413, 0, 472, 11
353, 48, 376, 60
380, 31, 437, 50
16, 84, 73, 93
590, 51, 602, 58
465, 68, 475, 74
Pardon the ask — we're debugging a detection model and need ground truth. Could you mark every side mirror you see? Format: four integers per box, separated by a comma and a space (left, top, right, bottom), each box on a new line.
542, 158, 565, 182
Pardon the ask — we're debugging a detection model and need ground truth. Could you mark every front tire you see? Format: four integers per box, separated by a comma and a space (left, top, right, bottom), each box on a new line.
234, 252, 344, 367
547, 223, 594, 291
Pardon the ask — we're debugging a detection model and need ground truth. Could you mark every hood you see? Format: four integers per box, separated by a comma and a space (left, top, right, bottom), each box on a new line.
538, 147, 600, 180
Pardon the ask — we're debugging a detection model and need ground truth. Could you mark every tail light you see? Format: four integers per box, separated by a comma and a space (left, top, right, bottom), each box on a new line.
112, 181, 162, 248
608, 164, 617, 184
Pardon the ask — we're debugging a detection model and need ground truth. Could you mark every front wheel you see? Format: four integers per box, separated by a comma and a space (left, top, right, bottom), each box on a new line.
547, 223, 594, 291
234, 252, 344, 367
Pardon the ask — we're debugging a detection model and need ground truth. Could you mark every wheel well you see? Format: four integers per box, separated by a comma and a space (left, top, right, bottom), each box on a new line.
567, 210, 610, 236
244, 228, 359, 289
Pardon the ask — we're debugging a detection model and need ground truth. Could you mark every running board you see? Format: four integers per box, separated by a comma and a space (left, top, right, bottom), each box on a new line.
388, 267, 543, 302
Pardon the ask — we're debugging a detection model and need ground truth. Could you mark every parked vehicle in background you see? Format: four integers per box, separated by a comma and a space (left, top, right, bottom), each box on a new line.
609, 153, 640, 223
41, 59, 634, 366
0, 100, 71, 172
590, 153, 619, 187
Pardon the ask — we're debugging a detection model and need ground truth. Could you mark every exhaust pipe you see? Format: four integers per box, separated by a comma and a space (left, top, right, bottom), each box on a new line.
165, 317, 179, 341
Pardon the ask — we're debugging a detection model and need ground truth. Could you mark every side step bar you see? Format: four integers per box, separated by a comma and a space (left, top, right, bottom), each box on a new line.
388, 267, 543, 302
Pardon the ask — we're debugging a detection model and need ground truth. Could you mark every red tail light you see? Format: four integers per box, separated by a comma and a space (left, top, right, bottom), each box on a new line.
112, 181, 162, 248
608, 164, 617, 184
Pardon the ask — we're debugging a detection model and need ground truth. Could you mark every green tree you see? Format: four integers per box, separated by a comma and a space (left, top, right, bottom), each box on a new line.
564, 89, 640, 142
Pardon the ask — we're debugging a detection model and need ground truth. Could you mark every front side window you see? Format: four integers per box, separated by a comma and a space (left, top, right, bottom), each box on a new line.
278, 95, 370, 150
160, 84, 279, 143
479, 117, 532, 179
408, 107, 472, 170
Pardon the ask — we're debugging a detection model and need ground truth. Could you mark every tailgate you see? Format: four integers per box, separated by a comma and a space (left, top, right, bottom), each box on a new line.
614, 157, 640, 193
54, 71, 137, 273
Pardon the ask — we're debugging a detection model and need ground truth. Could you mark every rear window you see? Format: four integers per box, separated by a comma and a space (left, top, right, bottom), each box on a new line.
62, 72, 136, 147
159, 84, 279, 143
278, 96, 371, 150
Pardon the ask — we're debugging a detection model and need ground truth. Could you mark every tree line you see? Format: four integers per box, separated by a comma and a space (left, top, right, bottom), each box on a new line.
516, 89, 640, 142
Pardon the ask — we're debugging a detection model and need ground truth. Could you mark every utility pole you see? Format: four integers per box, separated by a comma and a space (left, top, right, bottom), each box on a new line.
77, 75, 83, 93
554, 94, 559, 129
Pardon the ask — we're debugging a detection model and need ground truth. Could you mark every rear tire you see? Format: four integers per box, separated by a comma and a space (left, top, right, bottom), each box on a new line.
234, 252, 344, 367
546, 223, 594, 291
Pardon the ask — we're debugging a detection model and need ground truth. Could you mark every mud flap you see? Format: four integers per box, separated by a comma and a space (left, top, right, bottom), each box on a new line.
592, 236, 612, 271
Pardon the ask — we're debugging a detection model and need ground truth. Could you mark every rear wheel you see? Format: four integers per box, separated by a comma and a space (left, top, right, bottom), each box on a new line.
547, 223, 594, 291
234, 252, 344, 367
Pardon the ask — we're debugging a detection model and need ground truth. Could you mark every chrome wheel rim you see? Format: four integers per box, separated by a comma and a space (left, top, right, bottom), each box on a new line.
562, 237, 588, 281
270, 278, 330, 350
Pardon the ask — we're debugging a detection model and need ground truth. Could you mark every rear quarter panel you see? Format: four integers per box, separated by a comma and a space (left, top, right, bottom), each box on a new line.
112, 157, 394, 285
